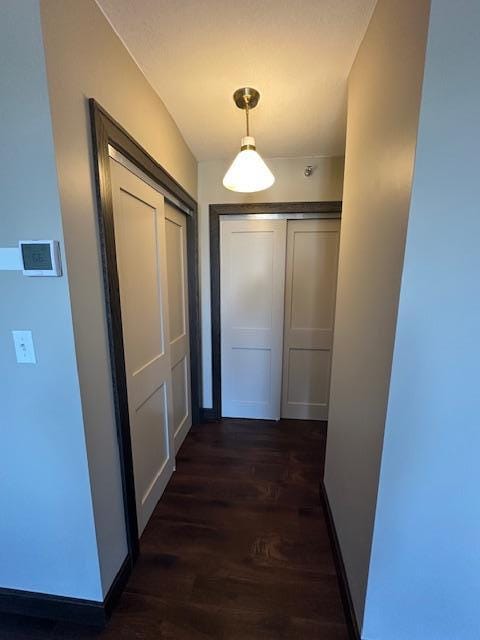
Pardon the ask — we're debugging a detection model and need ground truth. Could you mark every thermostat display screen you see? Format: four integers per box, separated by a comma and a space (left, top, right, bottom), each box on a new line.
21, 243, 53, 270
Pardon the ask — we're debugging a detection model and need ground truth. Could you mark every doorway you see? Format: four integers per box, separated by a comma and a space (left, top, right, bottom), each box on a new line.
110, 157, 193, 536
90, 100, 201, 561
209, 201, 342, 421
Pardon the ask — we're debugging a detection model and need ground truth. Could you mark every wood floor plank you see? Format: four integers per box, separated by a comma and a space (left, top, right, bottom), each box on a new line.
0, 418, 348, 639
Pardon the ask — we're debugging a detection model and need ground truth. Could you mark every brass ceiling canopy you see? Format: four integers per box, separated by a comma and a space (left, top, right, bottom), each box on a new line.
233, 87, 260, 110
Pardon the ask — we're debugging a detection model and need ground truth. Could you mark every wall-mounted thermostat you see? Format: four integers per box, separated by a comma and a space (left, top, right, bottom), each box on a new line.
19, 240, 62, 277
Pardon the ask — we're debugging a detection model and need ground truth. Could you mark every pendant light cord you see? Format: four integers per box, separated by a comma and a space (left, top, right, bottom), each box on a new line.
244, 94, 250, 136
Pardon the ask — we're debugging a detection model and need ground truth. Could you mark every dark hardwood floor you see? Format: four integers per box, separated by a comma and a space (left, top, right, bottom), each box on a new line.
0, 419, 349, 639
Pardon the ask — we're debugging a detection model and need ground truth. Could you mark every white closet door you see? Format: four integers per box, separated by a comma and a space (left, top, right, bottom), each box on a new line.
281, 219, 340, 420
110, 160, 174, 536
221, 218, 287, 419
164, 202, 191, 453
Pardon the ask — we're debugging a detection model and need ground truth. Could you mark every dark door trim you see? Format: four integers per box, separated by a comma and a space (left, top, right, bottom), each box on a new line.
89, 99, 202, 563
208, 201, 342, 421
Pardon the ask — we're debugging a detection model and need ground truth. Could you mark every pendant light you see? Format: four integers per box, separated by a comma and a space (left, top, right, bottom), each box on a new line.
223, 87, 275, 193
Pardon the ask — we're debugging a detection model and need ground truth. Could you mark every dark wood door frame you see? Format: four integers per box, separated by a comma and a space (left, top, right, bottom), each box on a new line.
89, 99, 202, 564
208, 201, 342, 422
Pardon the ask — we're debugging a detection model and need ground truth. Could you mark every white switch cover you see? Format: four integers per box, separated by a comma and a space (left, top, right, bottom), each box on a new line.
12, 330, 36, 364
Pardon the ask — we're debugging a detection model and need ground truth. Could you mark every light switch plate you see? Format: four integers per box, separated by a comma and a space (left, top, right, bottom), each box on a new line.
12, 330, 36, 364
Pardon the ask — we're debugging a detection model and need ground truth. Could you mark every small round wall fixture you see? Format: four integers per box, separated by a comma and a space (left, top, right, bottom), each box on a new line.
304, 165, 314, 177
223, 87, 275, 193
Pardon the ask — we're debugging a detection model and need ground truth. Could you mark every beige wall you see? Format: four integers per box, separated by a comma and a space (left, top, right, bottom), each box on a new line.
40, 0, 197, 595
323, 0, 430, 627
198, 155, 344, 407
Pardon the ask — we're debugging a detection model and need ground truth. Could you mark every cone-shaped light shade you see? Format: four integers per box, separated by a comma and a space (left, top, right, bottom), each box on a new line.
223, 137, 275, 193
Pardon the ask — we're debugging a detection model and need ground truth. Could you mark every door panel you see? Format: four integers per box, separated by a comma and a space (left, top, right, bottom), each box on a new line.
221, 218, 287, 419
286, 348, 331, 406
164, 203, 191, 451
110, 160, 174, 536
171, 357, 189, 433
133, 382, 169, 523
281, 219, 340, 420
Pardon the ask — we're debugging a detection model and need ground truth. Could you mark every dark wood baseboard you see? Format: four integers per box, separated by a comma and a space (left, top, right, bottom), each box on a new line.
0, 556, 131, 626
319, 480, 361, 640
200, 407, 219, 423
0, 588, 107, 626
102, 555, 131, 619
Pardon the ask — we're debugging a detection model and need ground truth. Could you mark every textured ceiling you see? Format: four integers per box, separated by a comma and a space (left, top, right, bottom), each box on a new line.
96, 0, 376, 161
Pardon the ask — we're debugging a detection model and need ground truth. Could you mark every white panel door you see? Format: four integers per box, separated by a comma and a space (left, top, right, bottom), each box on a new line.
164, 202, 191, 453
110, 160, 174, 536
220, 218, 287, 419
281, 219, 340, 420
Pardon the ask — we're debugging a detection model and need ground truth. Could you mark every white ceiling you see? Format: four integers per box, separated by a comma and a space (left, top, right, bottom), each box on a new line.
96, 0, 376, 161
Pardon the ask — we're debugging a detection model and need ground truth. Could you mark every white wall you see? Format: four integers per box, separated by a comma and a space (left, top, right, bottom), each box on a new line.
324, 0, 430, 626
0, 0, 102, 600
40, 0, 197, 595
198, 156, 344, 407
363, 1, 480, 637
